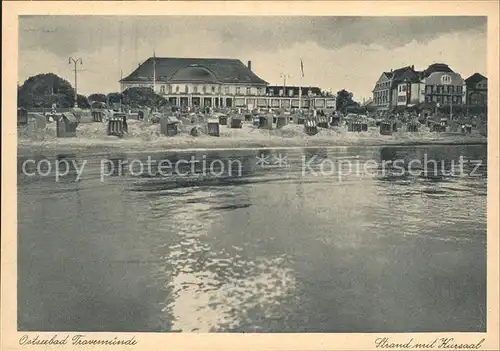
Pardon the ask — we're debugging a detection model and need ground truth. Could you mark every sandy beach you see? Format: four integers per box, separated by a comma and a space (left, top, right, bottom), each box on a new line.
17, 119, 487, 155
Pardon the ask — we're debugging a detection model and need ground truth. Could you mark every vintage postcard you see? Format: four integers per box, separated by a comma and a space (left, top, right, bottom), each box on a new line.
2, 1, 499, 351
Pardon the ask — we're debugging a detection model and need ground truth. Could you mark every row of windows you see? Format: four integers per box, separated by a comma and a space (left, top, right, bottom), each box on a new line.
124, 83, 325, 98
155, 85, 267, 95
375, 81, 390, 90
156, 85, 317, 97
374, 90, 389, 99
425, 95, 463, 104
374, 96, 389, 105
426, 85, 463, 94
267, 89, 315, 97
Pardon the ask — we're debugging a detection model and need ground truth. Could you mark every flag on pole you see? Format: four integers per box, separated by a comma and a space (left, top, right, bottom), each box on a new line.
300, 59, 304, 78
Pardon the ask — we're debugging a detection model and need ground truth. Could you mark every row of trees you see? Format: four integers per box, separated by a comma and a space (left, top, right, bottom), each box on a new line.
17, 73, 169, 109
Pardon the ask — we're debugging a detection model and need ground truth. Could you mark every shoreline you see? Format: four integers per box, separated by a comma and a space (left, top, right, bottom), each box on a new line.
17, 135, 487, 156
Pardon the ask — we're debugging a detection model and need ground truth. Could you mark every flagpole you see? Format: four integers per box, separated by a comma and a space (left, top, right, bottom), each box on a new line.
299, 59, 303, 110
153, 50, 156, 93
299, 79, 302, 110
120, 69, 123, 112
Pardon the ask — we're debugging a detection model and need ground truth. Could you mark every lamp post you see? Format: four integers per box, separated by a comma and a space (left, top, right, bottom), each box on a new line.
280, 73, 291, 111
68, 57, 83, 108
280, 73, 290, 96
440, 74, 452, 120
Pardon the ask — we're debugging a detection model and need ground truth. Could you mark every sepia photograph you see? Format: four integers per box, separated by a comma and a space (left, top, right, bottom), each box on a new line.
2, 1, 499, 350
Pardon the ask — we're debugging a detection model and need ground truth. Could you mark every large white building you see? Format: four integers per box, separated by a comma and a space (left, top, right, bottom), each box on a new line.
120, 57, 335, 109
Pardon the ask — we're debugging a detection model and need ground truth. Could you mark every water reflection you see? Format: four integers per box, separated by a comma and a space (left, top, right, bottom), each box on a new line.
144, 182, 297, 332
17, 145, 487, 332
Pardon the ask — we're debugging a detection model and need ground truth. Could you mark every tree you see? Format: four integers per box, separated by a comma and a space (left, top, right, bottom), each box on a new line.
335, 89, 359, 113
88, 93, 107, 103
17, 73, 89, 108
77, 94, 90, 109
121, 87, 167, 108
106, 92, 123, 105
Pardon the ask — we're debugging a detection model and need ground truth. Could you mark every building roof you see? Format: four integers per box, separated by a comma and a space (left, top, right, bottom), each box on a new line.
422, 63, 454, 78
389, 66, 422, 88
383, 71, 394, 79
465, 73, 487, 85
376, 63, 457, 91
121, 57, 268, 85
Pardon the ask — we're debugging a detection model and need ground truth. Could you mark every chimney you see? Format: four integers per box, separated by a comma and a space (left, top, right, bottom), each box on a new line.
411, 65, 414, 70
247, 61, 252, 71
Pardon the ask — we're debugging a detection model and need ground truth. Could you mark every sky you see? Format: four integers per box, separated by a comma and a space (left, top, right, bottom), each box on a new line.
18, 16, 487, 100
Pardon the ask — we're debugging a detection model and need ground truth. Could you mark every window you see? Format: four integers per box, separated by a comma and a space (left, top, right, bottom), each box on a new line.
289, 89, 294, 97
193, 85, 198, 94
160, 85, 165, 93
257, 88, 263, 96
425, 96, 431, 103
184, 85, 189, 93
224, 86, 229, 94
236, 87, 241, 95
212, 86, 216, 93
444, 96, 449, 103
279, 89, 284, 96
218, 86, 222, 94
246, 87, 251, 95
441, 75, 452, 84
175, 85, 180, 93
202, 85, 207, 94
457, 86, 462, 94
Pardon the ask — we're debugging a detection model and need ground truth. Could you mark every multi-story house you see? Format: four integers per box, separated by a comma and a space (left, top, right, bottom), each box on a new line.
422, 63, 466, 106
391, 66, 425, 107
373, 63, 466, 111
465, 73, 487, 106
373, 66, 422, 110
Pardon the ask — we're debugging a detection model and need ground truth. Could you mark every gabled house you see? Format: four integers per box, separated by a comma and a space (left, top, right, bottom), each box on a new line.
465, 73, 487, 106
